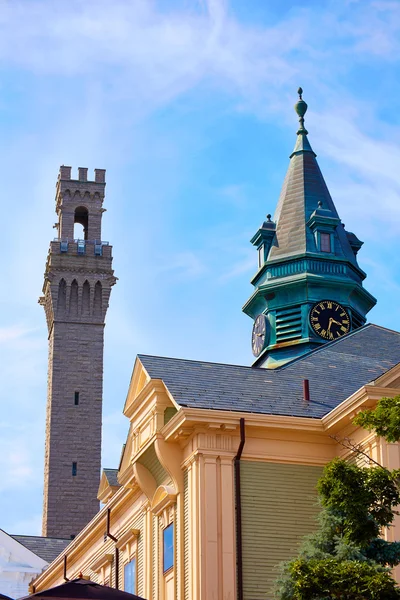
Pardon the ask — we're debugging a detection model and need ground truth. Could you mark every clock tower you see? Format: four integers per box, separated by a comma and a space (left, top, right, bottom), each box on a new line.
243, 90, 376, 368
39, 166, 116, 538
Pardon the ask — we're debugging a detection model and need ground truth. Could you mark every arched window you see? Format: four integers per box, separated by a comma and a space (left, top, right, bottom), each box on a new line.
82, 281, 90, 315
70, 280, 78, 316
94, 281, 102, 316
57, 279, 67, 312
74, 206, 88, 240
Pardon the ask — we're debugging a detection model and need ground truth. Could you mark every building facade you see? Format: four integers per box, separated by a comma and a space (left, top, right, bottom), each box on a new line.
32, 93, 400, 599
39, 167, 116, 539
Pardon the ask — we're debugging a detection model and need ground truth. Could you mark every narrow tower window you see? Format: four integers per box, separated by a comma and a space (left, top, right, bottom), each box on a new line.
74, 392, 79, 405
320, 233, 331, 253
258, 245, 265, 268
72, 462, 77, 476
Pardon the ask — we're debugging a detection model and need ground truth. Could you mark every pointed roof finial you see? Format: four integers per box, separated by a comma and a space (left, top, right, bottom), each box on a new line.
294, 87, 308, 135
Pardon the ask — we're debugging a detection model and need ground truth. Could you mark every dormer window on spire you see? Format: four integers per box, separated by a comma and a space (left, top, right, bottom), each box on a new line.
258, 245, 265, 268
320, 232, 331, 253
307, 201, 340, 255
251, 214, 276, 270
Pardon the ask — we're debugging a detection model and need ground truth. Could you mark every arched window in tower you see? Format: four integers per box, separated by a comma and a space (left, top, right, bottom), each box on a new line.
74, 206, 89, 241
57, 279, 67, 312
94, 281, 102, 317
70, 280, 79, 316
82, 281, 90, 316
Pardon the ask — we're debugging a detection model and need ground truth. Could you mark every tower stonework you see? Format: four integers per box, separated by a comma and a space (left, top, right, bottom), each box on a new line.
39, 166, 116, 538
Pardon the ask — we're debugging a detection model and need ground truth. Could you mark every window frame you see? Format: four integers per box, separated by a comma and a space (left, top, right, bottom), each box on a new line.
123, 556, 137, 594
258, 244, 265, 268
319, 232, 332, 253
163, 522, 174, 574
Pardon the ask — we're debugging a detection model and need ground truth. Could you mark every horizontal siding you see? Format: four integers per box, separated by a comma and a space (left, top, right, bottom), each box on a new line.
138, 443, 169, 486
118, 549, 124, 590
241, 461, 322, 600
134, 512, 144, 596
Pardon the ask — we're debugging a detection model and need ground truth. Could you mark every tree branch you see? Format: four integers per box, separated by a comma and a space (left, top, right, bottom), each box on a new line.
330, 435, 385, 469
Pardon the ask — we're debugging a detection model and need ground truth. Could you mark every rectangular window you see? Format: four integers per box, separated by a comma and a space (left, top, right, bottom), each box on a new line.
320, 232, 331, 253
74, 391, 79, 405
124, 558, 136, 594
72, 462, 77, 476
163, 523, 174, 573
258, 245, 265, 268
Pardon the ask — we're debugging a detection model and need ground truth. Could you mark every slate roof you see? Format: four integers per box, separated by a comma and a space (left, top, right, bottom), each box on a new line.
103, 468, 120, 487
138, 324, 400, 419
11, 535, 70, 564
268, 123, 359, 268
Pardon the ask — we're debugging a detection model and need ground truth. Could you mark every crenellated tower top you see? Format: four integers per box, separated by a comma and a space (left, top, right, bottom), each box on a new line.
55, 166, 107, 242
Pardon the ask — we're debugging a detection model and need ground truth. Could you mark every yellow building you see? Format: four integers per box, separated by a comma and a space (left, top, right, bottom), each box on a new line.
32, 93, 400, 600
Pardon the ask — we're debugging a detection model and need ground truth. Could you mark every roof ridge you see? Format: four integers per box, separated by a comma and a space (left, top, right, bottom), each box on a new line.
138, 353, 254, 370
12, 534, 70, 541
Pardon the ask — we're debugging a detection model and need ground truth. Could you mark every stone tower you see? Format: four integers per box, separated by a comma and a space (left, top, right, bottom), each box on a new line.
243, 90, 376, 368
39, 166, 116, 538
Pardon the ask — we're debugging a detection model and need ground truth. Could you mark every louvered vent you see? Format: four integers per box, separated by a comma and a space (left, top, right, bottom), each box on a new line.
275, 306, 302, 343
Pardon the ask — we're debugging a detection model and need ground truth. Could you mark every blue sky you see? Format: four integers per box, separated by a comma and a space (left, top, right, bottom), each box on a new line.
1, 0, 400, 535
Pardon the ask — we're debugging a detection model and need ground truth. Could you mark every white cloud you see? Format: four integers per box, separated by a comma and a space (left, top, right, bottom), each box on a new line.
156, 251, 207, 279
0, 325, 35, 343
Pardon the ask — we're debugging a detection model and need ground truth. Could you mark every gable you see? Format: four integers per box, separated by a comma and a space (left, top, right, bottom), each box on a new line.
0, 530, 48, 570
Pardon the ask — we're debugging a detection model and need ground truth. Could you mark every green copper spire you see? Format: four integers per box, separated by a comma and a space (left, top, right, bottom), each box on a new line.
243, 88, 376, 368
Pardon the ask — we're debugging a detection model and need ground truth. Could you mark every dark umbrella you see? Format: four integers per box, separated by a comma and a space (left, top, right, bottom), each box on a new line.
0, 594, 14, 600
20, 579, 145, 600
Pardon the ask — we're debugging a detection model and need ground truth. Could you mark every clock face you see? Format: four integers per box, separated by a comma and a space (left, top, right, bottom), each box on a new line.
252, 314, 268, 357
309, 300, 351, 340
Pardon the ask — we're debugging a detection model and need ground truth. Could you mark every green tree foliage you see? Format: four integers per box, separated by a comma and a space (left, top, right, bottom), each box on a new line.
354, 396, 400, 443
283, 557, 400, 600
275, 396, 400, 599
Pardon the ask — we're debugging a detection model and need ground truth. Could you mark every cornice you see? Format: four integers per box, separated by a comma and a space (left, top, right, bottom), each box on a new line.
162, 407, 324, 443
322, 384, 400, 432
91, 554, 113, 572
249, 252, 366, 287
115, 528, 140, 550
